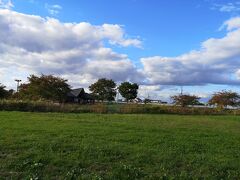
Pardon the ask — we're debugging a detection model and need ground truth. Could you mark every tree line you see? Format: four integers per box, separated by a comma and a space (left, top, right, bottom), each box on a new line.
0, 74, 240, 108
0, 75, 139, 103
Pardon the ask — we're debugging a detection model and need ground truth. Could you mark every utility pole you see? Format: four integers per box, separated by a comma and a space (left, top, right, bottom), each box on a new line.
15, 79, 22, 92
180, 86, 183, 95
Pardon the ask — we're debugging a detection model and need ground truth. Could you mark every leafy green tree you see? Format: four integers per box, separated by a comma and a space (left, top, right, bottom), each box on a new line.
89, 78, 116, 101
208, 90, 240, 108
171, 94, 201, 107
8, 89, 14, 95
118, 82, 139, 102
0, 83, 9, 99
18, 74, 71, 102
143, 98, 151, 104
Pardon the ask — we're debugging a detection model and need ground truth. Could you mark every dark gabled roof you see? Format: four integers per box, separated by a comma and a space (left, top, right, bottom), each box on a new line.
134, 98, 142, 102
67, 88, 85, 97
84, 93, 94, 100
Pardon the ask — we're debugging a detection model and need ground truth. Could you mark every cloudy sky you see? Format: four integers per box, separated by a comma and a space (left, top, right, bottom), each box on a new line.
0, 0, 240, 101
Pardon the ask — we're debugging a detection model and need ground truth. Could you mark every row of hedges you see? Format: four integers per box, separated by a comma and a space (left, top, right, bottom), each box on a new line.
0, 100, 240, 115
0, 100, 107, 113
118, 104, 240, 115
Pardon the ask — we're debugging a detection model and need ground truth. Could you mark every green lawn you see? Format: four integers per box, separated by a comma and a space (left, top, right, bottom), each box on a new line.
0, 112, 240, 179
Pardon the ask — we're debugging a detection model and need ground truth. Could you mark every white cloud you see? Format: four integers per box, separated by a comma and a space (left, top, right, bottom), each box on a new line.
99, 24, 142, 48
100, 24, 142, 48
45, 4, 62, 16
1, 8, 240, 98
220, 17, 240, 31
236, 69, 240, 80
141, 16, 240, 86
0, 9, 142, 89
0, 0, 13, 9
213, 2, 240, 13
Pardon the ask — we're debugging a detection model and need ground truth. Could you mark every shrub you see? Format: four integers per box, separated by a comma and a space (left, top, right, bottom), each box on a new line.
0, 100, 239, 115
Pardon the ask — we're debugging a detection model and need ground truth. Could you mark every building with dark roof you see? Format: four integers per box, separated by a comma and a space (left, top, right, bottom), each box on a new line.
67, 88, 94, 104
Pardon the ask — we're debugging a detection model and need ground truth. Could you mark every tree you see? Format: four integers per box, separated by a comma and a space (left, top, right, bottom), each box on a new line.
143, 98, 151, 104
118, 82, 139, 102
89, 78, 116, 101
8, 89, 14, 97
18, 74, 71, 102
171, 94, 201, 107
0, 83, 9, 99
208, 90, 240, 108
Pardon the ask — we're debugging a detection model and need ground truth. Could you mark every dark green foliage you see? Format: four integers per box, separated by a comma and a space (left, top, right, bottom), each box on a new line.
171, 94, 201, 107
18, 74, 71, 102
0, 84, 12, 99
7, 89, 14, 97
0, 100, 107, 113
118, 82, 139, 102
208, 90, 240, 108
143, 98, 151, 104
89, 78, 116, 101
0, 84, 8, 99
1, 100, 240, 115
0, 112, 240, 179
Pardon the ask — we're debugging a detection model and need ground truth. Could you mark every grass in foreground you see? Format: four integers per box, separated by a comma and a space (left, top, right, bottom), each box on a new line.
0, 112, 240, 179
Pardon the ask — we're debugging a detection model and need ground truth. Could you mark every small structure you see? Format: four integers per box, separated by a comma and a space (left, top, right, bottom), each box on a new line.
147, 99, 168, 104
67, 88, 94, 104
149, 99, 162, 104
132, 98, 143, 103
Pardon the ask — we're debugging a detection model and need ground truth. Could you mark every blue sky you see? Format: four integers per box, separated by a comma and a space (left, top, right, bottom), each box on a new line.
1, 0, 240, 100
13, 0, 230, 58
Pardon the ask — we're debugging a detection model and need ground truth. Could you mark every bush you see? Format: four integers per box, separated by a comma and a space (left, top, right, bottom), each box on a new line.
0, 100, 239, 115
0, 100, 109, 114
0, 100, 62, 112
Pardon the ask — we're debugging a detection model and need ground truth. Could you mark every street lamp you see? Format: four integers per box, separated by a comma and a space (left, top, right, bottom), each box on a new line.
15, 79, 22, 92
116, 86, 119, 103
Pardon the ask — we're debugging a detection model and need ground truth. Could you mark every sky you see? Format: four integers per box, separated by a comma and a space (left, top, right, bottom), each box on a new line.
0, 0, 240, 101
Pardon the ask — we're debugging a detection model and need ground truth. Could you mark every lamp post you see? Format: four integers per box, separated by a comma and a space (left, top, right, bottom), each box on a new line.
116, 86, 119, 103
15, 79, 22, 93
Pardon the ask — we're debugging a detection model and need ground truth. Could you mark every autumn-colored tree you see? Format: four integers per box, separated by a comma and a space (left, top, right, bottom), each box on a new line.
171, 94, 201, 107
89, 78, 116, 101
208, 90, 240, 108
18, 74, 71, 102
118, 82, 139, 102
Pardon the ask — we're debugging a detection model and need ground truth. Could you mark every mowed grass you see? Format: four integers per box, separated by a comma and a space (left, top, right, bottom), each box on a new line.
0, 112, 240, 179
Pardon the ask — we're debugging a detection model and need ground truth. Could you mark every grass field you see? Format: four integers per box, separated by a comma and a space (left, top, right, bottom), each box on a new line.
0, 112, 240, 179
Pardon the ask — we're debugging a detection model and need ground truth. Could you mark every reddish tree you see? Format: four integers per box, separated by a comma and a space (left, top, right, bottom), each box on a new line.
208, 91, 240, 108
